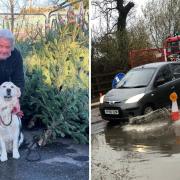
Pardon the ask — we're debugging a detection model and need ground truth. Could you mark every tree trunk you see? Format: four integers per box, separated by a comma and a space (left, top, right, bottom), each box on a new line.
116, 30, 129, 69
115, 1, 134, 68
10, 0, 15, 32
116, 1, 134, 31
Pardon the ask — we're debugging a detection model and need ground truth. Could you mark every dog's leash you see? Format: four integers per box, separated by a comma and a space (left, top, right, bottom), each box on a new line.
25, 135, 42, 162
0, 110, 42, 162
20, 133, 42, 162
0, 113, 13, 126
17, 116, 42, 162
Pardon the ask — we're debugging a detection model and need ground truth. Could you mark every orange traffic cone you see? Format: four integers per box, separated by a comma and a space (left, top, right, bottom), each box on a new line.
170, 92, 180, 121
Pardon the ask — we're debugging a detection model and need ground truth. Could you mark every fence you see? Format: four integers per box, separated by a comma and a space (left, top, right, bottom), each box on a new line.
0, 13, 47, 39
92, 70, 126, 99
0, 0, 88, 39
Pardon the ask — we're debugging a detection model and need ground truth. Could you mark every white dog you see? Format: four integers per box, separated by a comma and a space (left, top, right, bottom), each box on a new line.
0, 82, 24, 162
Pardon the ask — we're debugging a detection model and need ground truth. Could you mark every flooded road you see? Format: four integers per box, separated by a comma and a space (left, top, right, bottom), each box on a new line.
92, 109, 180, 180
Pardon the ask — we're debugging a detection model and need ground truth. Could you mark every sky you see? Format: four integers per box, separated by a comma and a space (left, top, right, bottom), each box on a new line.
33, 0, 68, 7
34, 0, 50, 6
0, 0, 48, 13
133, 0, 149, 15
0, 0, 69, 13
0, 0, 66, 10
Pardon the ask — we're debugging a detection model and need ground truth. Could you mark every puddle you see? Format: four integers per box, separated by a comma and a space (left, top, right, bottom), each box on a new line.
92, 122, 180, 180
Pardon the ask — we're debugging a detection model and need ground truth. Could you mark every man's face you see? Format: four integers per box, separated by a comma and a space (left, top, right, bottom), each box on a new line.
0, 38, 11, 60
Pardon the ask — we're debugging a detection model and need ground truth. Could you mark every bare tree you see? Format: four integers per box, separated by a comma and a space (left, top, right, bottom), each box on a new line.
0, 0, 16, 32
143, 0, 180, 48
128, 19, 152, 50
92, 0, 134, 35
92, 0, 135, 71
0, 0, 27, 32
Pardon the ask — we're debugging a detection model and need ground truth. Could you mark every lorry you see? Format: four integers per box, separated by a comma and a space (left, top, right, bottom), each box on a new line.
129, 34, 180, 68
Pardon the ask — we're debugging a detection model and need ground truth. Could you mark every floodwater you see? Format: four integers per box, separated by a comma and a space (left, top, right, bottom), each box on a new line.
92, 121, 180, 180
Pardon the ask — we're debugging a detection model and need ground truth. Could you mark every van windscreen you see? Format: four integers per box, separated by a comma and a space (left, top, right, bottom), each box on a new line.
117, 68, 156, 88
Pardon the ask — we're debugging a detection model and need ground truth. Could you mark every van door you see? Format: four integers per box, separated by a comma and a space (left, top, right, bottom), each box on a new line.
170, 63, 180, 104
152, 65, 174, 108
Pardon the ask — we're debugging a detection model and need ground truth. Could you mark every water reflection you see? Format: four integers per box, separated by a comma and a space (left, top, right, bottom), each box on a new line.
105, 123, 180, 155
92, 122, 180, 180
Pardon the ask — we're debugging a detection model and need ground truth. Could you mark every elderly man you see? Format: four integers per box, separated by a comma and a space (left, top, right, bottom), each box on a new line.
0, 29, 24, 93
0, 29, 24, 117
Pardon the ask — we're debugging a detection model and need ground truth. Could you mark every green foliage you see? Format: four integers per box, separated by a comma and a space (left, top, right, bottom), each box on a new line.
19, 22, 89, 144
21, 70, 88, 144
25, 24, 88, 89
92, 31, 130, 74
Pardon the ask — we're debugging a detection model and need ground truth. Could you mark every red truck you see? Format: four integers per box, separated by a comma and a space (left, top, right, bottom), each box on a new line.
129, 34, 180, 68
164, 34, 180, 61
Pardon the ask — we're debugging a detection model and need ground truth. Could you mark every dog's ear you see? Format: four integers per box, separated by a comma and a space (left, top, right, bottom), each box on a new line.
16, 87, 21, 98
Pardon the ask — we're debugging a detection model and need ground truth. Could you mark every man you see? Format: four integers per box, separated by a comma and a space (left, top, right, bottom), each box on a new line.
0, 29, 25, 117
0, 29, 24, 92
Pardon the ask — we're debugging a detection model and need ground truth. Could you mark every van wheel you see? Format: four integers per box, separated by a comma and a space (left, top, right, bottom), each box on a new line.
143, 106, 154, 115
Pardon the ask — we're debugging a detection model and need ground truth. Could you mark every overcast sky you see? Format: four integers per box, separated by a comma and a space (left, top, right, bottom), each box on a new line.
0, 0, 69, 13
34, 0, 49, 6
34, 0, 67, 6
133, 0, 149, 15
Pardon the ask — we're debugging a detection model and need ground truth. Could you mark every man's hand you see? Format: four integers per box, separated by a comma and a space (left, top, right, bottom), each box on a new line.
16, 111, 24, 118
12, 107, 24, 118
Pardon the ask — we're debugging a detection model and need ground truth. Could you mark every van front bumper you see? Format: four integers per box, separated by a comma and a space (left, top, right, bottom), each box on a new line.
99, 101, 143, 121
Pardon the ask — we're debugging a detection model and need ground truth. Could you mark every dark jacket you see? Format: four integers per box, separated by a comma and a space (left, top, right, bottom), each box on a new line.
0, 48, 25, 93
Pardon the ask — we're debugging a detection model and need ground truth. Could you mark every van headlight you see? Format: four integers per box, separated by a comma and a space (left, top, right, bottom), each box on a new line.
125, 93, 145, 104
100, 95, 105, 104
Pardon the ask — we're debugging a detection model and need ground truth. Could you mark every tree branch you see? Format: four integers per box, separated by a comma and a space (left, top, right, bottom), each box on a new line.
124, 1, 135, 14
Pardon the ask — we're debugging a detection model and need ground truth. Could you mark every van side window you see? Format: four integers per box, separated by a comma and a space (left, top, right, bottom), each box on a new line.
155, 66, 173, 85
171, 64, 180, 79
